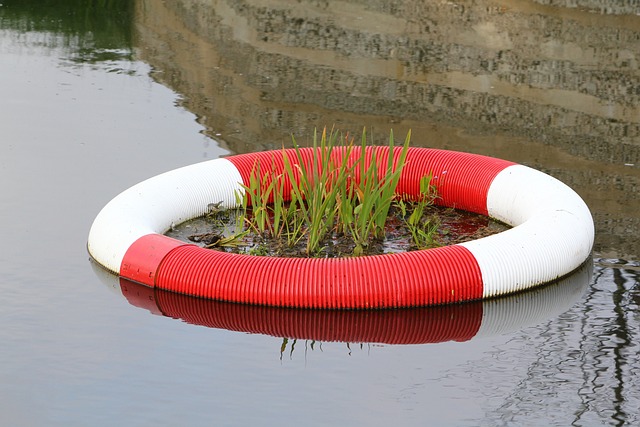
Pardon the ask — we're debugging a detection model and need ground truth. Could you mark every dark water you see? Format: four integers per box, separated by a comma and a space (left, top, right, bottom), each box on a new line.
1, 1, 639, 426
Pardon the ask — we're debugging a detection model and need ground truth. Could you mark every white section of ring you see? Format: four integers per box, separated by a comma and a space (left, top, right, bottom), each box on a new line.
87, 158, 243, 274
460, 165, 594, 298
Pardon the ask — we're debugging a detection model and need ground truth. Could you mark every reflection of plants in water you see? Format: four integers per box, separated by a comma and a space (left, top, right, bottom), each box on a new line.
280, 337, 372, 360
69, 47, 134, 67
0, 0, 134, 61
279, 338, 308, 360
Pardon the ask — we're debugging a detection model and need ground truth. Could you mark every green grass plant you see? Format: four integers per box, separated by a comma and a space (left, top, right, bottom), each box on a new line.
281, 128, 357, 255
396, 174, 441, 249
343, 129, 410, 255
232, 127, 437, 257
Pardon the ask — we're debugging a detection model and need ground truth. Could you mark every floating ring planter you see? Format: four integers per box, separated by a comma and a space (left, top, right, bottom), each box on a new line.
88, 147, 594, 309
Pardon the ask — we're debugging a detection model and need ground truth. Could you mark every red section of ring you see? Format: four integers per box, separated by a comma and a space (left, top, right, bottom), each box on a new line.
153, 243, 482, 308
120, 234, 188, 287
119, 148, 514, 308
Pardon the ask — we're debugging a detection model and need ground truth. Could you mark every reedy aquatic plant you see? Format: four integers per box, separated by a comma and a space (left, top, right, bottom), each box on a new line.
233, 127, 437, 256
343, 129, 410, 255
396, 174, 441, 249
281, 128, 357, 255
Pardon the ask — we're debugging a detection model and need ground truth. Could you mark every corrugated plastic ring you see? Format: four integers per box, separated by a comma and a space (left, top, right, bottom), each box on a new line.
87, 147, 594, 309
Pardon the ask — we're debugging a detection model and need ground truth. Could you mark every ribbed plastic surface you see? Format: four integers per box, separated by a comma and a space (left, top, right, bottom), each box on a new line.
460, 165, 595, 298
153, 242, 483, 308
87, 158, 243, 273
396, 148, 513, 214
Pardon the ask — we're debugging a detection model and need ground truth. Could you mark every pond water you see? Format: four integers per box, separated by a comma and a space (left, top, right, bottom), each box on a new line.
1, 1, 639, 426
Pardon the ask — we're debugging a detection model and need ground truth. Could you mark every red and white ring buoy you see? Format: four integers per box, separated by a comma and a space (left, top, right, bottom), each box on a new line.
88, 147, 594, 309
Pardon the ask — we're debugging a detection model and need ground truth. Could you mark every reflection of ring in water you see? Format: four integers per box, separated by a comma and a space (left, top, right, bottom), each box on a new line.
92, 259, 591, 344
88, 148, 594, 308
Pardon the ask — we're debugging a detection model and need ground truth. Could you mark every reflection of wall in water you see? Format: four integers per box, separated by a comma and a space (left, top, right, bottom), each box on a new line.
135, 0, 639, 165
531, 0, 640, 14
